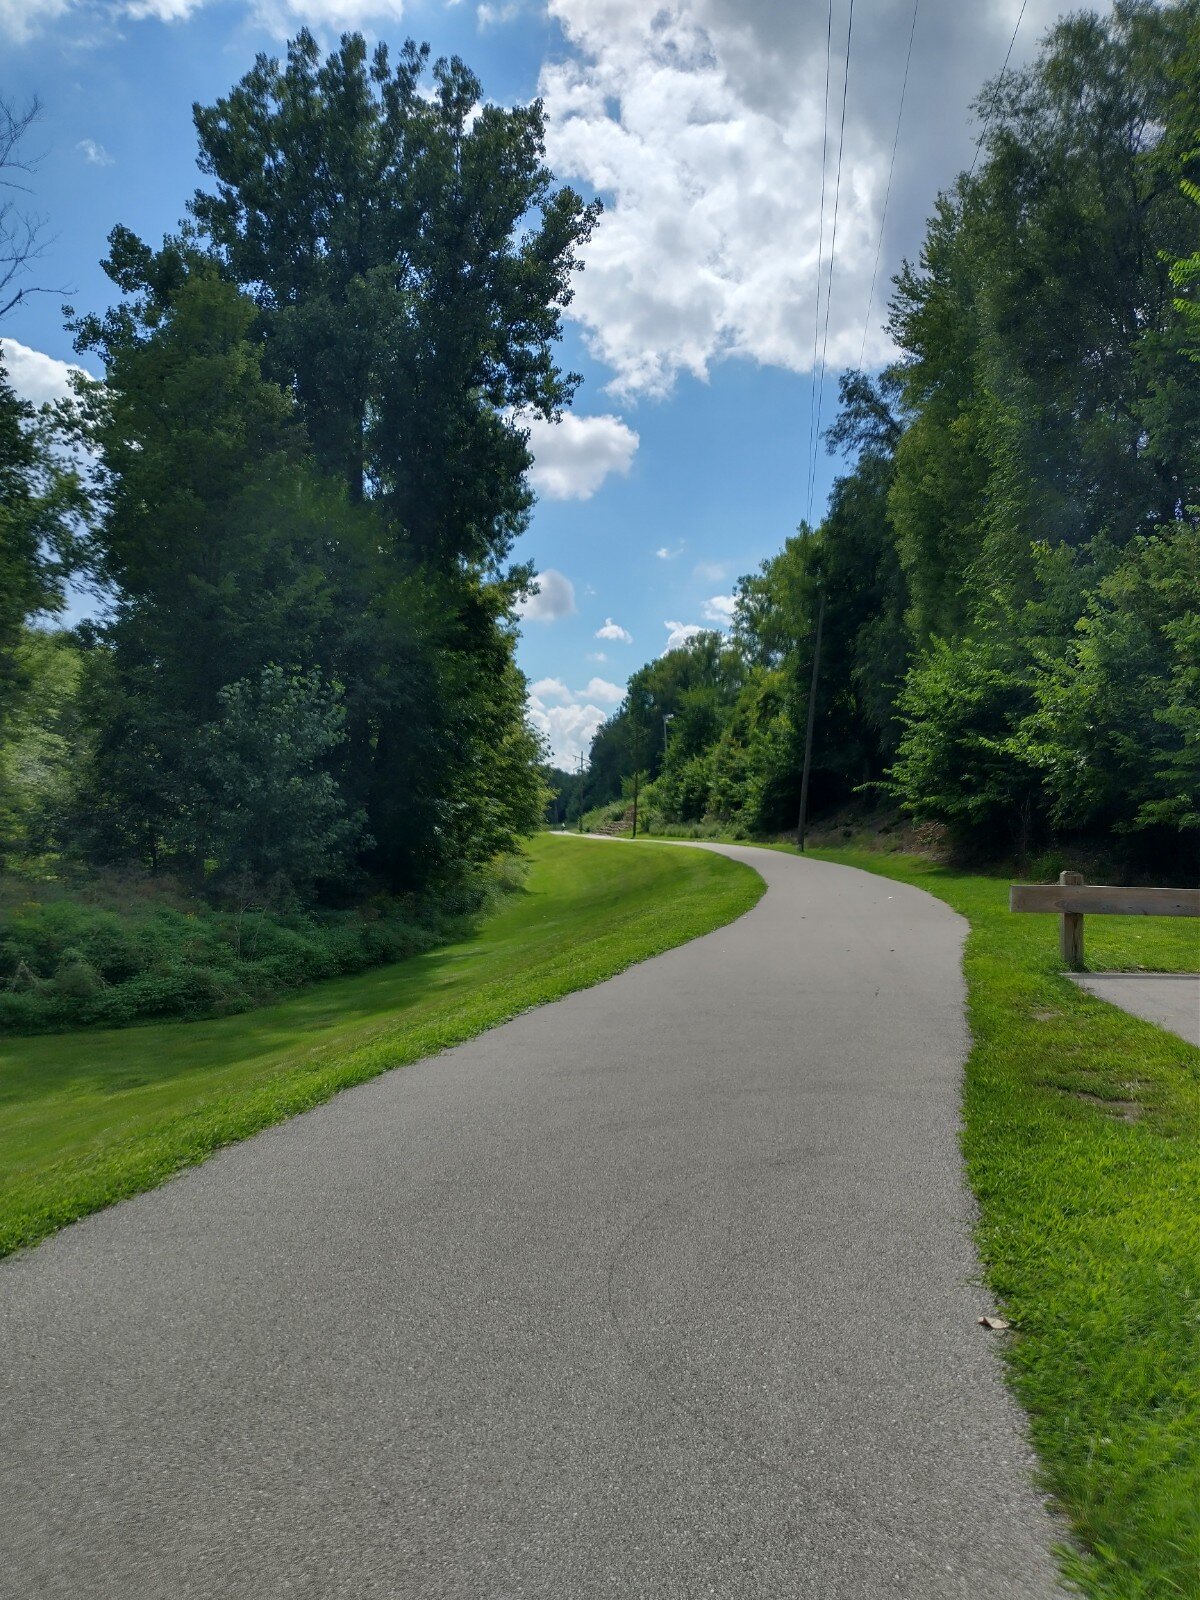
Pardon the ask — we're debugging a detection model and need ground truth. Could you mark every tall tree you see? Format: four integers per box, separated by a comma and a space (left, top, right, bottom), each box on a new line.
0, 358, 84, 859
68, 249, 374, 881
190, 31, 599, 568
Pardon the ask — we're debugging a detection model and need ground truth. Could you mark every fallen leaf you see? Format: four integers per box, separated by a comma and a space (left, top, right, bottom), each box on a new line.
978, 1314, 1011, 1331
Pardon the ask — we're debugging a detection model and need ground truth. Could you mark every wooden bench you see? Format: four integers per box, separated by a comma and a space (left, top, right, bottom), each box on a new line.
1009, 871, 1200, 970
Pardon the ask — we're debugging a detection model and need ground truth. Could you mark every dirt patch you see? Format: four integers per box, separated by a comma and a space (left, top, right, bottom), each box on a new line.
1061, 1088, 1145, 1124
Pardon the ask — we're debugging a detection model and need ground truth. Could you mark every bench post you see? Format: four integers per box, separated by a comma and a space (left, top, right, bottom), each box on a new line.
1060, 871, 1085, 970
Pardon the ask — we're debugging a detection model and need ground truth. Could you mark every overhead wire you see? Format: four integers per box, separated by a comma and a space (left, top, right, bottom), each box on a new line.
804, 0, 836, 529
968, 0, 1029, 179
856, 0, 920, 372
805, 0, 856, 526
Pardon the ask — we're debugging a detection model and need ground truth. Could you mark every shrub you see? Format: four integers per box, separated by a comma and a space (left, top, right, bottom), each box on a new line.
0, 858, 512, 1036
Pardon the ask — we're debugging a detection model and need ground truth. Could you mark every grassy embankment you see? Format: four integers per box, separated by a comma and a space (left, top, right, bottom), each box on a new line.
0, 834, 762, 1259
645, 828, 1198, 1599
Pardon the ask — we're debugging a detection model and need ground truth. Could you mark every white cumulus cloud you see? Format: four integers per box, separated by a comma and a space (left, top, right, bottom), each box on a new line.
541, 0, 1066, 397
656, 541, 684, 560
0, 339, 90, 408
517, 569, 577, 623
702, 594, 735, 624
530, 676, 572, 702
664, 619, 705, 653
527, 689, 608, 768
527, 666, 627, 765
524, 411, 638, 501
595, 617, 632, 644
582, 676, 623, 705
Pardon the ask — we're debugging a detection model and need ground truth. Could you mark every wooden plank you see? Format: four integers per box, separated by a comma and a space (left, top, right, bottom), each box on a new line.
1010, 884, 1200, 917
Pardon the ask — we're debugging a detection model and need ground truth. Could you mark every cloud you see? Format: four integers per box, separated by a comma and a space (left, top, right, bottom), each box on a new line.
530, 676, 572, 702
77, 138, 114, 166
587, 650, 607, 663
0, 339, 90, 408
245, 0, 407, 30
595, 617, 632, 644
124, 0, 202, 16
656, 542, 684, 560
524, 411, 638, 501
664, 619, 705, 653
517, 569, 577, 623
527, 665, 627, 764
1, 0, 413, 41
694, 559, 729, 582
527, 686, 610, 767
583, 676, 623, 705
701, 594, 735, 624
0, 0, 71, 40
541, 0, 1065, 396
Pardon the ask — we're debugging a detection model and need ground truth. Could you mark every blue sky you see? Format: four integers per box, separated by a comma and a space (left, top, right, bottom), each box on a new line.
2, 0, 1065, 764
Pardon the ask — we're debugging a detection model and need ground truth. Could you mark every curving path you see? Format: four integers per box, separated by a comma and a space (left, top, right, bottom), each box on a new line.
0, 842, 1065, 1598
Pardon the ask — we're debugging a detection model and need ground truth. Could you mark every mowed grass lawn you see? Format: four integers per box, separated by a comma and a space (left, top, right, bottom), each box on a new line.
0, 834, 762, 1259
807, 845, 1200, 1600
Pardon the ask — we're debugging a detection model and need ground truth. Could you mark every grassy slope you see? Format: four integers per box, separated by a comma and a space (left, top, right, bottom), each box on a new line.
801, 845, 1199, 1599
0, 834, 762, 1259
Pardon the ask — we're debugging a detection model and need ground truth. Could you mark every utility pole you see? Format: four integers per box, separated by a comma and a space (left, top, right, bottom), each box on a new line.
796, 587, 826, 853
577, 751, 585, 833
662, 712, 673, 762
630, 714, 643, 839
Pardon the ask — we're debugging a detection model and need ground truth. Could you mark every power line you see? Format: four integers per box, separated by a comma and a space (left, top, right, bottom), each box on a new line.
804, 0, 836, 528
806, 0, 856, 526
857, 0, 920, 372
968, 0, 1029, 179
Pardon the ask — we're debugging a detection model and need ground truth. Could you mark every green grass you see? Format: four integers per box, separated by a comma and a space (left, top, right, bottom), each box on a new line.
801, 843, 1199, 1598
0, 834, 762, 1259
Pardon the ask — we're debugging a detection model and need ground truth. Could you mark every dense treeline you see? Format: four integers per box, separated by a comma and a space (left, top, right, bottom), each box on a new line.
1, 33, 596, 910
579, 2, 1200, 866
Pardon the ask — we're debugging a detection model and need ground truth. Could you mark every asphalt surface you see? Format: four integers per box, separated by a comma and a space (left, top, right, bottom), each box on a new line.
1069, 971, 1200, 1047
0, 841, 1066, 1599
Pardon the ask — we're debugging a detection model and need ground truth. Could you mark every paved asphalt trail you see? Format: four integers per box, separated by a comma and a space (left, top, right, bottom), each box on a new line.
0, 842, 1065, 1599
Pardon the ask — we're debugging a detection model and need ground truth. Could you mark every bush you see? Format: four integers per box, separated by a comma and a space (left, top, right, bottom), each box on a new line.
0, 857, 518, 1036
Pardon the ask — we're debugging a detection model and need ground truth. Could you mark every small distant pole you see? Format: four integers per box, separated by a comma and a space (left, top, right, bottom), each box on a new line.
577, 751, 585, 834
796, 587, 826, 852
630, 716, 642, 839
1059, 870, 1085, 970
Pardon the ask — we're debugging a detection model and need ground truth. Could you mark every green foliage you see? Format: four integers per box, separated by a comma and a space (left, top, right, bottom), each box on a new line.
1033, 522, 1200, 836
887, 628, 1044, 850
0, 629, 82, 861
190, 29, 598, 562
197, 665, 368, 893
0, 858, 518, 1036
0, 361, 87, 858
1171, 173, 1200, 353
